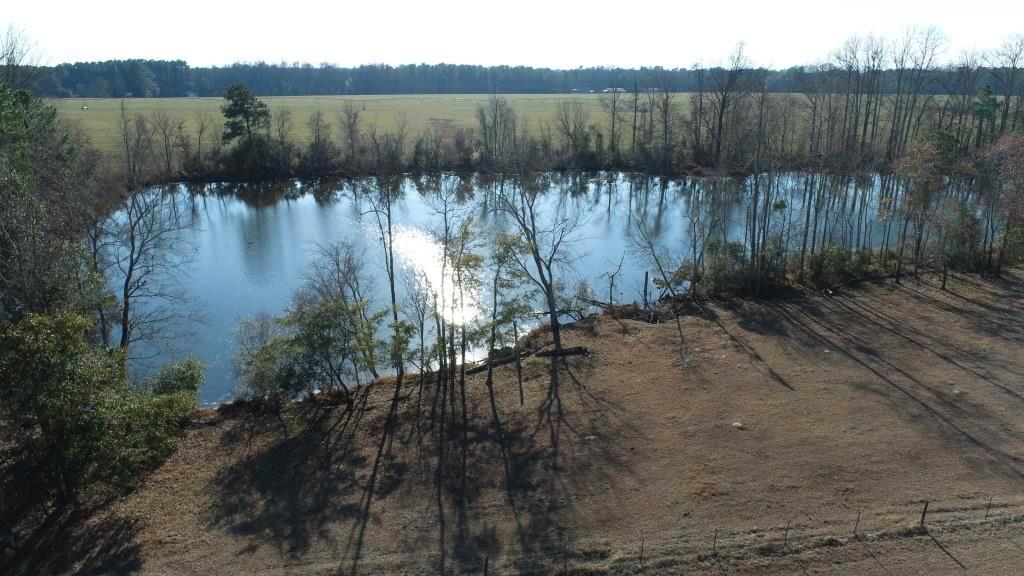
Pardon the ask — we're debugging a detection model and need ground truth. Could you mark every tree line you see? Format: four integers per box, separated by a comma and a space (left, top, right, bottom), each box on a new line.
18, 33, 1024, 100
105, 34, 1022, 183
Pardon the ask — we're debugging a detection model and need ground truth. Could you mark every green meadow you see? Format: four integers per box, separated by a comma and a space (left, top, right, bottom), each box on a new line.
52, 93, 667, 154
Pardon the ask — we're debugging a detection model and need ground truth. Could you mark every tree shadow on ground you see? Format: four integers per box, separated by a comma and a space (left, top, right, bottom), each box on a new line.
0, 505, 143, 576
765, 293, 1024, 482
698, 272, 1024, 484
391, 359, 615, 576
199, 328, 631, 575
700, 304, 796, 391
888, 270, 1024, 343
205, 390, 376, 558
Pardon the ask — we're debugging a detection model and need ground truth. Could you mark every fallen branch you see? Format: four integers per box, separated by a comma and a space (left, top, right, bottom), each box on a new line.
536, 346, 590, 358
465, 351, 533, 375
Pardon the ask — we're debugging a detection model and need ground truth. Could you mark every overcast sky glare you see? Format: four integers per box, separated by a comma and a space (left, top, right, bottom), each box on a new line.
5, 0, 1022, 69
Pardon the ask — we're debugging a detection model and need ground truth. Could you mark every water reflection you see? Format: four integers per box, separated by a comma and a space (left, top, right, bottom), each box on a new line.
134, 171, 900, 403
392, 225, 483, 326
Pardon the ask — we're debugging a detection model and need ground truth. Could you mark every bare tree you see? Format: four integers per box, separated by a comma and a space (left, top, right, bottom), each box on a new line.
273, 108, 293, 174
943, 51, 983, 150
340, 101, 362, 168
991, 35, 1024, 134
401, 266, 432, 416
692, 62, 706, 161
305, 240, 381, 379
630, 206, 689, 364
364, 124, 408, 394
108, 188, 196, 359
555, 100, 591, 165
152, 111, 182, 176
630, 208, 684, 301
498, 175, 582, 353
1, 25, 42, 90
885, 27, 945, 161
599, 89, 625, 161
174, 123, 193, 176
118, 102, 155, 189
194, 112, 213, 169
653, 74, 678, 171
305, 110, 334, 174
707, 43, 750, 167
476, 94, 518, 169
290, 240, 384, 404
630, 78, 642, 157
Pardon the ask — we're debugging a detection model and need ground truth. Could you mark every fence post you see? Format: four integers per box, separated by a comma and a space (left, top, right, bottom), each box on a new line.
639, 533, 645, 571
563, 541, 568, 575
643, 271, 649, 308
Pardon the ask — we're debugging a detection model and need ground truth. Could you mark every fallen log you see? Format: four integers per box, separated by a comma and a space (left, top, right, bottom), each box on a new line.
530, 308, 586, 317
535, 346, 590, 358
465, 351, 532, 375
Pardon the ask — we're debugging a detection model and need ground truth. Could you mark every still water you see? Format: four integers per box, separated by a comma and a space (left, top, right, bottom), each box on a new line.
141, 172, 888, 403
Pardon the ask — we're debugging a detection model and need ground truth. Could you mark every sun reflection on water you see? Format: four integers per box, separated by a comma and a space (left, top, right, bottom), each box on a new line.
392, 225, 483, 326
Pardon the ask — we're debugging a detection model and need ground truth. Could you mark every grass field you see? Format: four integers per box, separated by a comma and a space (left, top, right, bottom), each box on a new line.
52, 94, 666, 155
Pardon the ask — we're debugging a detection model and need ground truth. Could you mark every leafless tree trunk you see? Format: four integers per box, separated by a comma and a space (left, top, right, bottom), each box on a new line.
152, 111, 181, 176
498, 175, 581, 353
991, 36, 1024, 133
341, 101, 362, 169
118, 102, 155, 189
477, 94, 518, 169
655, 73, 679, 170
600, 89, 625, 162
555, 100, 591, 165
109, 188, 195, 358
708, 43, 749, 168
271, 108, 293, 174
194, 112, 212, 168
0, 25, 42, 90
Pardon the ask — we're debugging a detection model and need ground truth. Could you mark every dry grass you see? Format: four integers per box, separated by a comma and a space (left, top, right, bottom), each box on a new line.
5, 269, 1024, 575
52, 93, 686, 156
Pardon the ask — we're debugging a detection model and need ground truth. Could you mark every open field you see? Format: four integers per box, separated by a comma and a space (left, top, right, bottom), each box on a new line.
6, 269, 1024, 575
53, 94, 661, 155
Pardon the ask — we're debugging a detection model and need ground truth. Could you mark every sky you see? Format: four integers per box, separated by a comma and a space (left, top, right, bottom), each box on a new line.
5, 0, 1022, 69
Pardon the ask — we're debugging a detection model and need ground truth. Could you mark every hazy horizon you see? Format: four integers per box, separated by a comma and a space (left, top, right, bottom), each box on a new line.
5, 0, 1022, 70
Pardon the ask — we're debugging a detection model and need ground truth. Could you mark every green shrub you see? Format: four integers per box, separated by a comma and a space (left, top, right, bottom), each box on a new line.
698, 238, 750, 297
803, 246, 875, 288
147, 354, 206, 396
1002, 220, 1024, 265
0, 312, 198, 509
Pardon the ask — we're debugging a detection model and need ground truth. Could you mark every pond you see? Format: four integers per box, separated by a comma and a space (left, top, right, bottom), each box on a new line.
131, 172, 892, 404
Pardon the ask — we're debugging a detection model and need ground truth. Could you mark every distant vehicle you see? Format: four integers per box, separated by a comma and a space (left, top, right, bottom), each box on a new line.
601, 88, 626, 93
81, 105, 88, 110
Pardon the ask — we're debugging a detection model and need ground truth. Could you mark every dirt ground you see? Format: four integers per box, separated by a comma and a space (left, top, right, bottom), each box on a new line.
7, 269, 1024, 575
